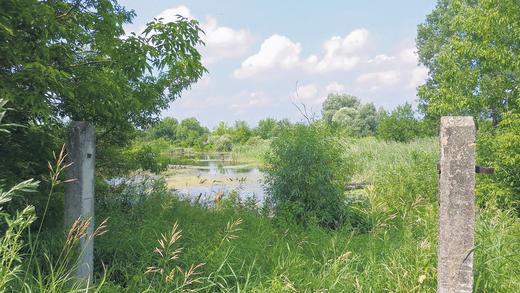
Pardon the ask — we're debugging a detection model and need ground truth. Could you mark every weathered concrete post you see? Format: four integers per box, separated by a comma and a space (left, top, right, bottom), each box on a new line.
64, 121, 95, 283
438, 116, 475, 293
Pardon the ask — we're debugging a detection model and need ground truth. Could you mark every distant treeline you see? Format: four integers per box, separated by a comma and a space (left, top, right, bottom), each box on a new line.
140, 93, 435, 153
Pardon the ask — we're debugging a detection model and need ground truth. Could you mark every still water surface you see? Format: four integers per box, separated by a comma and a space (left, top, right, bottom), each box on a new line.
164, 152, 265, 204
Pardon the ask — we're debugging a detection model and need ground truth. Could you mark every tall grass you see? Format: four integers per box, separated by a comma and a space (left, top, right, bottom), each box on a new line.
346, 136, 438, 182
0, 140, 108, 291
3, 109, 517, 292
231, 139, 271, 164
94, 137, 519, 292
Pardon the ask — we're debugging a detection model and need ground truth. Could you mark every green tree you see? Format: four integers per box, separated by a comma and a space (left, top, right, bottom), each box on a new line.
230, 121, 252, 144
213, 121, 230, 136
331, 107, 357, 129
175, 118, 208, 148
355, 103, 379, 136
377, 103, 422, 143
323, 93, 381, 137
322, 94, 360, 125
149, 117, 178, 140
254, 118, 277, 139
330, 103, 380, 136
417, 0, 519, 125
417, 0, 519, 210
0, 0, 206, 182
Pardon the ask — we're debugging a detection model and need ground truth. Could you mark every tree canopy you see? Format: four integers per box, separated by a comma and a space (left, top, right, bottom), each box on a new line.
0, 0, 206, 181
417, 0, 519, 125
1, 0, 205, 128
322, 93, 380, 136
417, 0, 519, 211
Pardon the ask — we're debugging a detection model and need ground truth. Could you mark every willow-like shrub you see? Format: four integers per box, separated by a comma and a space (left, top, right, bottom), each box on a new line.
264, 123, 352, 229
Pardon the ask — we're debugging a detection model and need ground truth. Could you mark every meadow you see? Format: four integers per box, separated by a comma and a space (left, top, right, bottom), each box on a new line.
1, 1, 518, 291
88, 137, 518, 292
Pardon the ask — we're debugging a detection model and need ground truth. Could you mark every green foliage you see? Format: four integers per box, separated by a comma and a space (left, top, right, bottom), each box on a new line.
477, 112, 520, 212
0, 0, 206, 183
417, 0, 519, 123
175, 118, 209, 148
91, 138, 519, 291
355, 103, 380, 136
231, 137, 270, 164
148, 117, 178, 141
254, 118, 277, 139
322, 93, 381, 136
377, 103, 427, 142
417, 0, 519, 209
494, 113, 520, 209
0, 180, 38, 291
331, 107, 358, 128
208, 134, 233, 152
229, 121, 252, 144
264, 124, 353, 229
212, 121, 230, 136
322, 93, 360, 125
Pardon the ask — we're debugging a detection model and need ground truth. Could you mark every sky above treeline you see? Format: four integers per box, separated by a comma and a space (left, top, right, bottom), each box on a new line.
120, 0, 437, 128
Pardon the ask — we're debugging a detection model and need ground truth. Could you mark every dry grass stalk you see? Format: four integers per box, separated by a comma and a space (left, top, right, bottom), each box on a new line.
214, 191, 224, 205
222, 218, 242, 243
48, 144, 75, 185
145, 222, 205, 288
65, 217, 109, 248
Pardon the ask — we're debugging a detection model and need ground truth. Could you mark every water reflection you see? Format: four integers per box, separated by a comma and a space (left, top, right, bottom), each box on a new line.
165, 153, 265, 204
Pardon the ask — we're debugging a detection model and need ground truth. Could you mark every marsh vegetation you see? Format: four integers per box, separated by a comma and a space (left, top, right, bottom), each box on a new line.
1, 0, 519, 292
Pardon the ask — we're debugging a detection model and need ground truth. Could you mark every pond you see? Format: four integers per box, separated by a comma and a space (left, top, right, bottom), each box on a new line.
164, 152, 266, 204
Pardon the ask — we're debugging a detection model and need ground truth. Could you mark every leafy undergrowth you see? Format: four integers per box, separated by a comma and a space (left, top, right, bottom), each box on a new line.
92, 138, 519, 292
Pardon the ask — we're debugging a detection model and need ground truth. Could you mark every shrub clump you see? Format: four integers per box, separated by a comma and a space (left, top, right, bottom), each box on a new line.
264, 123, 352, 229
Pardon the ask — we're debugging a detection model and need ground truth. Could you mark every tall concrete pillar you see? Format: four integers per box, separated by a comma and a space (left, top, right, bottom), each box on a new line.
438, 116, 475, 293
64, 121, 95, 283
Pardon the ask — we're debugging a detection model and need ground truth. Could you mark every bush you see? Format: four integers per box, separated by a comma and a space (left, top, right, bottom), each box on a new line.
477, 112, 520, 213
208, 134, 233, 152
264, 124, 353, 229
377, 103, 423, 142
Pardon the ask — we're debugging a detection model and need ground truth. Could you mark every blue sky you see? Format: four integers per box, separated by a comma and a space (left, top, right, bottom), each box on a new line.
120, 0, 437, 128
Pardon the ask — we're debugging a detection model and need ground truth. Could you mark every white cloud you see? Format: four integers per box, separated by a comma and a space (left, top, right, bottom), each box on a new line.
304, 29, 369, 73
354, 46, 428, 92
398, 48, 419, 65
234, 28, 370, 78
131, 5, 253, 65
368, 54, 396, 64
233, 34, 302, 79
201, 16, 253, 64
408, 67, 428, 89
291, 83, 329, 106
356, 70, 401, 91
156, 5, 193, 22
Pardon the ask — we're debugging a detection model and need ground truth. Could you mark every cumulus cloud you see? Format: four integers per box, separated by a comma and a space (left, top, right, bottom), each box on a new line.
201, 17, 252, 64
132, 5, 253, 65
398, 48, 419, 65
156, 5, 193, 21
354, 47, 428, 92
233, 34, 302, 79
234, 28, 370, 78
305, 29, 368, 73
